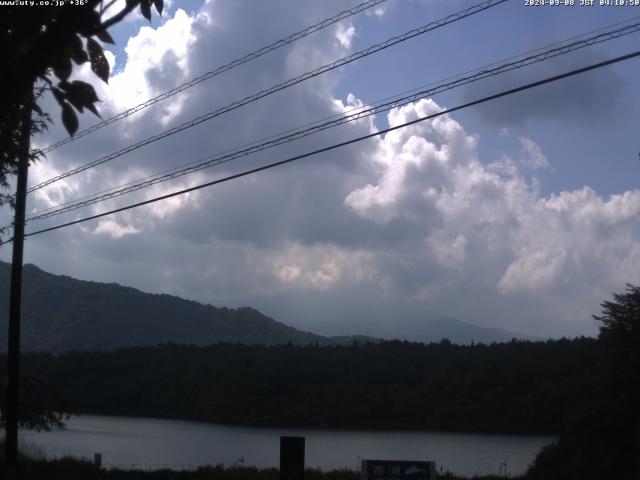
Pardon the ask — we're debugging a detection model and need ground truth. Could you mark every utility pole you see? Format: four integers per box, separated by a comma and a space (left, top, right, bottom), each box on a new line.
5, 85, 33, 478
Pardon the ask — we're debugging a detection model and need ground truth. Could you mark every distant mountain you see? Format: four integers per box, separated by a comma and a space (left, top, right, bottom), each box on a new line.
390, 316, 539, 344
0, 262, 372, 352
0, 261, 534, 352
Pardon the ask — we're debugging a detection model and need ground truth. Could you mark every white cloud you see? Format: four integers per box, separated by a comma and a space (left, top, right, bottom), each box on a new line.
15, 1, 640, 340
335, 22, 356, 50
29, 162, 81, 211
428, 231, 467, 269
88, 219, 141, 239
343, 98, 640, 334
498, 249, 568, 293
269, 242, 375, 291
277, 264, 301, 283
105, 8, 197, 121
519, 136, 550, 170
345, 99, 477, 224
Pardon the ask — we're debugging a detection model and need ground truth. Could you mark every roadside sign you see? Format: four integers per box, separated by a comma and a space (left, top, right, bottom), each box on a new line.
361, 459, 436, 480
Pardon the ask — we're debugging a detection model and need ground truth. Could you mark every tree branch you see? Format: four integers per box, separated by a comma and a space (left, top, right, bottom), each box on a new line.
101, 1, 139, 30
101, 0, 119, 15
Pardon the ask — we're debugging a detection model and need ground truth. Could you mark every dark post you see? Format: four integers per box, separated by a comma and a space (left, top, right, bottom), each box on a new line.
280, 436, 305, 480
5, 89, 32, 477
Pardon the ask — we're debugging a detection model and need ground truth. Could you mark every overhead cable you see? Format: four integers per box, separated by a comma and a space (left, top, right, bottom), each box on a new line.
4, 48, 637, 244
25, 19, 640, 223
40, 0, 390, 154
28, 0, 509, 194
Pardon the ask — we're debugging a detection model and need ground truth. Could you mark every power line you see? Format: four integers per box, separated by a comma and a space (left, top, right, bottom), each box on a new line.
30, 13, 640, 219
40, 0, 390, 155
24, 19, 640, 223
27, 14, 640, 220
5, 48, 638, 245
27, 0, 509, 194
28, 19, 640, 220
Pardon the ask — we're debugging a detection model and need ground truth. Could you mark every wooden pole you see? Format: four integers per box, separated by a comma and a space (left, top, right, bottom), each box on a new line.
5, 87, 32, 478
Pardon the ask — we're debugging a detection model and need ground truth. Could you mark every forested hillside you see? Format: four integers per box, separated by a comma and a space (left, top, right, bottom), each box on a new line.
0, 261, 530, 351
0, 262, 371, 351
19, 338, 600, 434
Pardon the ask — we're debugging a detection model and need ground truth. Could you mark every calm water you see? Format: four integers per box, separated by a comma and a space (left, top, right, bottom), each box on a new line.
21, 415, 553, 477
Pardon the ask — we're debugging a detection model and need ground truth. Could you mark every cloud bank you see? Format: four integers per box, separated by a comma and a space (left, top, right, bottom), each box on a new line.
8, 0, 640, 339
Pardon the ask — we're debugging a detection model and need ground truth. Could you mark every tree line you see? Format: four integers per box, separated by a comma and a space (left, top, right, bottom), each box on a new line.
15, 337, 600, 434
2, 284, 639, 478
4, 285, 638, 478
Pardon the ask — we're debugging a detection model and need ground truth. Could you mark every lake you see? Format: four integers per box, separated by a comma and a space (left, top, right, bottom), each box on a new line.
21, 415, 553, 477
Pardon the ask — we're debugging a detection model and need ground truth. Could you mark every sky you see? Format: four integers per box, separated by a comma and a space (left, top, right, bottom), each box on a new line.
2, 0, 640, 339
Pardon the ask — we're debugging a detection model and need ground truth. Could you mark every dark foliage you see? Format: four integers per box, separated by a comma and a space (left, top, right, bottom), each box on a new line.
0, 262, 374, 351
0, 372, 67, 431
15, 337, 599, 434
5, 458, 516, 480
0, 0, 162, 215
527, 285, 640, 480
0, 371, 66, 433
5, 459, 401, 480
2, 457, 522, 480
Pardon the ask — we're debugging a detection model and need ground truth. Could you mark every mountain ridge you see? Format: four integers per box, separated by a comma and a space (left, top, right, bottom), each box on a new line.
0, 261, 533, 352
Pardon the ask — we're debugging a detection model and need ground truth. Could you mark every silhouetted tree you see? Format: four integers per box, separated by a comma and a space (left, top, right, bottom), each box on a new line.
0, 0, 163, 210
19, 338, 600, 434
594, 284, 640, 391
593, 284, 640, 477
0, 370, 66, 431
528, 285, 640, 480
0, 0, 163, 432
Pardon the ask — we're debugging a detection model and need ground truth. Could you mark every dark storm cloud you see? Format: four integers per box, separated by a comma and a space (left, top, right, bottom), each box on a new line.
460, 49, 628, 126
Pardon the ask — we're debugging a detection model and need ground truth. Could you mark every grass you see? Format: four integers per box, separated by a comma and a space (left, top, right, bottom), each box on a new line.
0, 440, 522, 480
0, 458, 524, 480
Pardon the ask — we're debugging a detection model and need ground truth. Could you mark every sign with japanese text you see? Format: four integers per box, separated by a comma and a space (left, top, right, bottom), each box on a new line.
361, 459, 436, 480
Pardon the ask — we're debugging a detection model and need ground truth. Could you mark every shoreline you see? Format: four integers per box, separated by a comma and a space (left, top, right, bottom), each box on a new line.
52, 412, 559, 438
